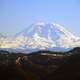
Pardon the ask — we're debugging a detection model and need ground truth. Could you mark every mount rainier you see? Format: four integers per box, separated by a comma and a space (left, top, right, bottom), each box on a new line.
0, 22, 80, 51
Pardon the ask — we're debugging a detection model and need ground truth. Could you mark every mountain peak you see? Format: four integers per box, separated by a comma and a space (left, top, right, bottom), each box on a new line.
15, 22, 79, 49
0, 22, 80, 50
35, 22, 45, 26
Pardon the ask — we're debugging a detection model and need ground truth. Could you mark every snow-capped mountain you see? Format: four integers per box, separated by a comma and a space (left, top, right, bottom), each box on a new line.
14, 22, 80, 49
0, 22, 80, 50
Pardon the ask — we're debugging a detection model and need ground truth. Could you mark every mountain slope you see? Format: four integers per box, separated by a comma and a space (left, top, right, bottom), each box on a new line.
0, 22, 80, 50
14, 22, 80, 49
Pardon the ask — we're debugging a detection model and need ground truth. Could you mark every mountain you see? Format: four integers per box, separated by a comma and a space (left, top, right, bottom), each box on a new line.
0, 34, 7, 47
14, 22, 80, 49
0, 22, 80, 51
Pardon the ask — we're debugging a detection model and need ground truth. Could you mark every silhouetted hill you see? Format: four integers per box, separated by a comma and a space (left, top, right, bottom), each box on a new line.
0, 47, 80, 80
0, 49, 67, 80
67, 47, 80, 55
43, 47, 80, 80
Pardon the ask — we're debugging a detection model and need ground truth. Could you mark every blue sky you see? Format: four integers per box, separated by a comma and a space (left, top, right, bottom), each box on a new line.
0, 0, 80, 36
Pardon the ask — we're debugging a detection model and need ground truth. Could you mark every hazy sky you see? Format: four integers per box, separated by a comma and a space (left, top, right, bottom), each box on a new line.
0, 0, 80, 36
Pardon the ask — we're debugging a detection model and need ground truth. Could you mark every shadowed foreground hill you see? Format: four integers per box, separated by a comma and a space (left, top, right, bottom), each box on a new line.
43, 47, 80, 80
0, 48, 80, 80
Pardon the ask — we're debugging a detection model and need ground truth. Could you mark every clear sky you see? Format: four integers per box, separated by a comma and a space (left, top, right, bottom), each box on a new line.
0, 0, 80, 36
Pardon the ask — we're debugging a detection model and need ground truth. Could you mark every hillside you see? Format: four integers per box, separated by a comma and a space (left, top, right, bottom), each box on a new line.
0, 47, 80, 80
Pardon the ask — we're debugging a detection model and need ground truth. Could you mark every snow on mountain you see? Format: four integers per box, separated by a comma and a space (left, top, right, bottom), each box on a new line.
0, 22, 80, 50
14, 22, 80, 49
